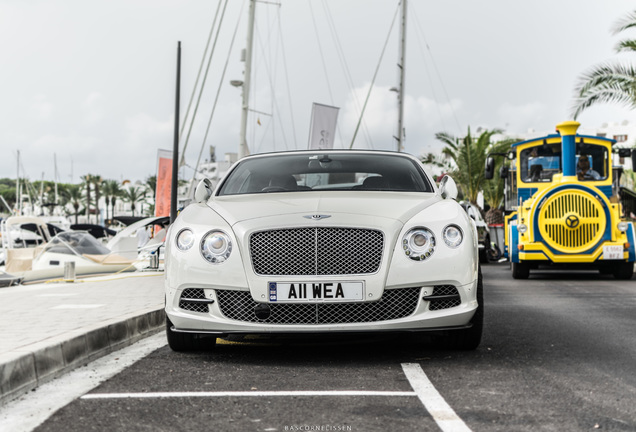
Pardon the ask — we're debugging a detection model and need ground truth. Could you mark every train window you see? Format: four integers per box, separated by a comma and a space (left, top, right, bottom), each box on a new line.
520, 143, 561, 183
576, 143, 608, 181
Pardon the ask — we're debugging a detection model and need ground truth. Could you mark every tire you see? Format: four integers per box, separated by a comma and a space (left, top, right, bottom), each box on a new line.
511, 261, 530, 279
487, 243, 502, 262
166, 317, 217, 352
613, 262, 634, 280
443, 267, 483, 350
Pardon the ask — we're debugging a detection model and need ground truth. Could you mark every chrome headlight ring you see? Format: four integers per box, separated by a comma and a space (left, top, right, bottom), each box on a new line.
175, 228, 195, 251
442, 224, 464, 248
402, 227, 436, 261
200, 230, 232, 264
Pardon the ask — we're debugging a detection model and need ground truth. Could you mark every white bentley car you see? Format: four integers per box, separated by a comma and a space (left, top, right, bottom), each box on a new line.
165, 150, 482, 351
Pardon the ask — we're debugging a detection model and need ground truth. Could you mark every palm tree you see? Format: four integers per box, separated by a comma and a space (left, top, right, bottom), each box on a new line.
80, 174, 93, 222
92, 175, 103, 224
435, 127, 514, 207
64, 185, 83, 225
121, 185, 145, 217
102, 180, 121, 224
572, 10, 636, 118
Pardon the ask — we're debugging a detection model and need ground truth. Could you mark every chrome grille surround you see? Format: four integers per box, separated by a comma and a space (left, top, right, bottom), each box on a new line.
215, 287, 420, 324
249, 228, 384, 276
179, 288, 209, 313
428, 285, 461, 311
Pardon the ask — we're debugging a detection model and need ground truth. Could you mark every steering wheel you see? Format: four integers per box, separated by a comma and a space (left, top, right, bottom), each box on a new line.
261, 186, 288, 192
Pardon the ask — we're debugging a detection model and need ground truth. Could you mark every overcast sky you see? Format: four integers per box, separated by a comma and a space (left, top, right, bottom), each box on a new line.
1, 0, 634, 184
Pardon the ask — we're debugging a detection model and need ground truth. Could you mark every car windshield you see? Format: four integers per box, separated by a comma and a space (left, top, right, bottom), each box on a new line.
218, 152, 433, 196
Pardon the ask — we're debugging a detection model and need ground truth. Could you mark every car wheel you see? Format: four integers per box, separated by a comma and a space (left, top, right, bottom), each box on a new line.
511, 262, 530, 279
442, 267, 483, 350
613, 262, 634, 280
166, 317, 217, 351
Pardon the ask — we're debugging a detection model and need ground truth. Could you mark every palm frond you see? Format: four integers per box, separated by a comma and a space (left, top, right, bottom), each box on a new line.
611, 10, 636, 35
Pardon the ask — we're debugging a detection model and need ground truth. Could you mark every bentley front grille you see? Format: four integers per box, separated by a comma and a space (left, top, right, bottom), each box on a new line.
538, 190, 606, 253
250, 228, 384, 276
179, 288, 212, 313
215, 287, 420, 324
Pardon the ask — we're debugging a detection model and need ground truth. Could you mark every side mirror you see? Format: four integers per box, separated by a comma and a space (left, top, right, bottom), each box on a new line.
439, 175, 458, 200
484, 157, 495, 180
618, 148, 631, 157
632, 149, 636, 172
194, 178, 214, 203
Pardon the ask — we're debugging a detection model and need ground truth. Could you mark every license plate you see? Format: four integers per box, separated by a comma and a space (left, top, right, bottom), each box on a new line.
268, 281, 364, 302
603, 245, 624, 260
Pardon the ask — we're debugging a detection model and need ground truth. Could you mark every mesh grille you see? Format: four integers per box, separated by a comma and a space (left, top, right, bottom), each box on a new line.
538, 190, 605, 252
179, 288, 210, 313
216, 287, 420, 324
428, 285, 461, 311
250, 228, 384, 276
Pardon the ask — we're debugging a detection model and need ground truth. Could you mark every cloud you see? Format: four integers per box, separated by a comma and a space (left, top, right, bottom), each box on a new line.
31, 94, 53, 120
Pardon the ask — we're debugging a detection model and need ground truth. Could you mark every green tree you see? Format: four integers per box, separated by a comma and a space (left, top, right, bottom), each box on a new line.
80, 174, 93, 222
92, 175, 103, 224
121, 185, 145, 217
64, 184, 83, 225
435, 127, 514, 208
102, 180, 122, 224
572, 10, 636, 118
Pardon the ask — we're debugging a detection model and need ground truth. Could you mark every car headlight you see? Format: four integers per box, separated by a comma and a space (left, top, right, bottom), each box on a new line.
201, 230, 232, 264
176, 228, 195, 251
402, 227, 435, 261
443, 224, 463, 248
618, 221, 629, 233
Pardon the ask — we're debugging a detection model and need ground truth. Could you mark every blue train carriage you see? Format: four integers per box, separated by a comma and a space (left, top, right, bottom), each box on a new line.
485, 121, 636, 280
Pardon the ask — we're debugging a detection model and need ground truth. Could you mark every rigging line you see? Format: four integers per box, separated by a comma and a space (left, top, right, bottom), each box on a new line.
410, 2, 462, 134
188, 0, 246, 196
253, 19, 291, 152
277, 7, 298, 149
349, 1, 400, 149
410, 4, 446, 134
178, 0, 223, 165
179, 0, 230, 168
308, 0, 344, 147
320, 0, 373, 148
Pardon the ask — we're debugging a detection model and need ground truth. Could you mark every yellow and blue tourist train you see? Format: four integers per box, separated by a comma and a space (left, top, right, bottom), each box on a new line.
485, 121, 636, 279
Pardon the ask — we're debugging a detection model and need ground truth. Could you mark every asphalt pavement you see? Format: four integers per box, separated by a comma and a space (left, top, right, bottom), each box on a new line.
0, 271, 165, 406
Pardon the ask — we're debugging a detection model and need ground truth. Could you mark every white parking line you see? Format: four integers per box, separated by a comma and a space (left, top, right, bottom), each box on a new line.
81, 390, 416, 399
401, 363, 472, 432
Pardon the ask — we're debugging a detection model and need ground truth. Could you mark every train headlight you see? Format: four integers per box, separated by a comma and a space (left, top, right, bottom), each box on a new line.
518, 223, 528, 234
618, 221, 629, 233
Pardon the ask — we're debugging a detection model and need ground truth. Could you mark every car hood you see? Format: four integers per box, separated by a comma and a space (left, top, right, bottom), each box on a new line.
208, 191, 441, 227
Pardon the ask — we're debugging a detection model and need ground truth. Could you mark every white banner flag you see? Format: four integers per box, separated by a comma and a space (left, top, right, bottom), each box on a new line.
308, 103, 339, 149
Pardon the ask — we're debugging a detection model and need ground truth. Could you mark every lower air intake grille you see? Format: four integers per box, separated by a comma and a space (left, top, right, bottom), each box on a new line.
428, 285, 461, 311
215, 287, 421, 324
179, 288, 210, 313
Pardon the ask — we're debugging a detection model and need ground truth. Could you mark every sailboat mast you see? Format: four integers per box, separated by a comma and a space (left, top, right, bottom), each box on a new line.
238, 0, 256, 159
396, 0, 407, 152
16, 150, 21, 215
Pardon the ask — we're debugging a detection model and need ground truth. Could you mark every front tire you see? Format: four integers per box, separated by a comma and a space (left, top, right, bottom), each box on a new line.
443, 267, 483, 350
166, 317, 217, 351
512, 261, 530, 279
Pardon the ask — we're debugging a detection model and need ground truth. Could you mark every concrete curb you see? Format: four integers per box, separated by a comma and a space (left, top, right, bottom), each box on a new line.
0, 308, 165, 406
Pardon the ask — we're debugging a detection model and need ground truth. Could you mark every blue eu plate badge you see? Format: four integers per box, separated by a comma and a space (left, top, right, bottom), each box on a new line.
269, 282, 277, 301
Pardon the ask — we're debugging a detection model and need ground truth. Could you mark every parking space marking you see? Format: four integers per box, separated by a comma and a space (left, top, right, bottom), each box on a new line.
402, 363, 472, 432
81, 390, 416, 399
